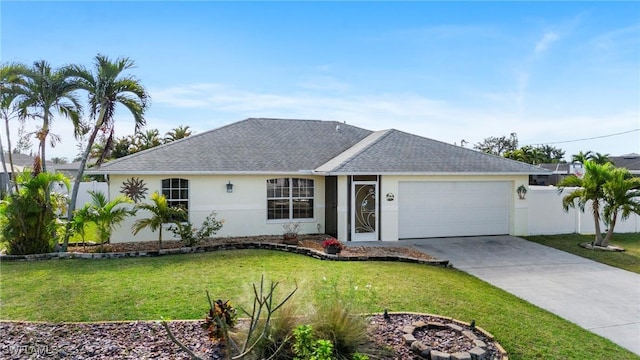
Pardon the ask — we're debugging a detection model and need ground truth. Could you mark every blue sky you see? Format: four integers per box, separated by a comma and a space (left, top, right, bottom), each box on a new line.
2, 1, 639, 161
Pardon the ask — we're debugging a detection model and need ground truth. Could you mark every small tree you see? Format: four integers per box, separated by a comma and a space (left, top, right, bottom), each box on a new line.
558, 161, 613, 246
131, 191, 185, 250
82, 191, 135, 245
0, 170, 69, 254
601, 168, 640, 245
473, 132, 518, 156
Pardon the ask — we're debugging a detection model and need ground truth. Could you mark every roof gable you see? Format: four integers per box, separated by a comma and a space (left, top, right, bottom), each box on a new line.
319, 129, 549, 174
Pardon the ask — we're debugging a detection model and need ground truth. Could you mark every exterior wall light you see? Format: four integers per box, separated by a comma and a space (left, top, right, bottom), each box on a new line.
517, 184, 527, 200
226, 181, 234, 193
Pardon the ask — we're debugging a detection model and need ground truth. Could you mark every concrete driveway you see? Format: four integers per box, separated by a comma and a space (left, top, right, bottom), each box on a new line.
405, 235, 640, 356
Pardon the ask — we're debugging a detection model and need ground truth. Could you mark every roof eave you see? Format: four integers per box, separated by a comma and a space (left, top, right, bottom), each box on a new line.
85, 170, 319, 176
321, 171, 551, 176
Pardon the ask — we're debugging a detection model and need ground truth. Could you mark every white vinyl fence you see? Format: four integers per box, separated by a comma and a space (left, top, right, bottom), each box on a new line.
52, 181, 110, 210
75, 181, 109, 208
527, 186, 639, 235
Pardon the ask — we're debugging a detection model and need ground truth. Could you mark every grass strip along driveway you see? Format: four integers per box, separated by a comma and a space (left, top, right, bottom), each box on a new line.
1, 249, 638, 359
524, 233, 640, 274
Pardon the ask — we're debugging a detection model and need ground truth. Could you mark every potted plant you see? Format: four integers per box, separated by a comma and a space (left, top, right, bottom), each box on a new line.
282, 222, 301, 245
322, 237, 344, 255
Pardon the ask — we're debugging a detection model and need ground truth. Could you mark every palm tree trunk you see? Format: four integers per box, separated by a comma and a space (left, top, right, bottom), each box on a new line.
40, 109, 50, 173
602, 213, 617, 247
0, 134, 12, 197
158, 227, 163, 251
62, 124, 99, 249
62, 107, 107, 251
592, 201, 605, 246
5, 117, 18, 193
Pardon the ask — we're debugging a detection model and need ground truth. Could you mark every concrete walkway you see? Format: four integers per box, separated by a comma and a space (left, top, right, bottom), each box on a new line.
353, 236, 640, 355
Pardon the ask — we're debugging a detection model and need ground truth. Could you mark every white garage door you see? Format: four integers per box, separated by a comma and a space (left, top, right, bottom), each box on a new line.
398, 181, 511, 239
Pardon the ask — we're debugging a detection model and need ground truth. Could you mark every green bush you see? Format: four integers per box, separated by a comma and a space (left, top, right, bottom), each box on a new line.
0, 171, 69, 255
168, 211, 224, 247
311, 277, 378, 359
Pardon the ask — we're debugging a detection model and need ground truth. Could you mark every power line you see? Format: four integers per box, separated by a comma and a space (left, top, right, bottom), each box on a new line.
525, 128, 640, 146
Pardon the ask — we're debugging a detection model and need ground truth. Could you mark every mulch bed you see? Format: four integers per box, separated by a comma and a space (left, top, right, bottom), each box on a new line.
1, 314, 505, 359
67, 235, 435, 261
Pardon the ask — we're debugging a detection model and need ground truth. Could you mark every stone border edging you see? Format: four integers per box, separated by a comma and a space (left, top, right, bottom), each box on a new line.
387, 311, 508, 360
0, 242, 449, 267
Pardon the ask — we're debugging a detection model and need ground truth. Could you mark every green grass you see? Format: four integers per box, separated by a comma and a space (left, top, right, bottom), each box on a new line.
524, 233, 640, 274
69, 222, 100, 243
1, 250, 637, 359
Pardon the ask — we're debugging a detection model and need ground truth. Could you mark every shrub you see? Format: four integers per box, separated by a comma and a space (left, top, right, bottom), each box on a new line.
0, 171, 69, 255
203, 294, 237, 340
312, 276, 378, 359
250, 302, 300, 359
163, 276, 297, 360
168, 211, 224, 247
311, 301, 371, 360
322, 238, 344, 250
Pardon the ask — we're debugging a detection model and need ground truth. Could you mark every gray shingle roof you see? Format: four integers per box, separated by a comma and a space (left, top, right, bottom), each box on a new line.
611, 153, 640, 172
92, 118, 372, 174
319, 129, 549, 174
91, 118, 549, 175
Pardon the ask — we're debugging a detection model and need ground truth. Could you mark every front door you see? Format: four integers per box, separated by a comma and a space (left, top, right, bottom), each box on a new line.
351, 181, 378, 241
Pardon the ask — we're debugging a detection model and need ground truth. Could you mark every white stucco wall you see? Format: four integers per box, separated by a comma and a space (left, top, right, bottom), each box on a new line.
107, 174, 326, 243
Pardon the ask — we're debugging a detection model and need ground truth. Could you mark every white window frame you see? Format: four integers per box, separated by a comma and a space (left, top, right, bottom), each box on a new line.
266, 177, 314, 221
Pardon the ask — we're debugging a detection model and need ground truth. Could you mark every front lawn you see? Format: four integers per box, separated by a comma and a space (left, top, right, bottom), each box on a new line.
1, 250, 636, 359
524, 233, 640, 274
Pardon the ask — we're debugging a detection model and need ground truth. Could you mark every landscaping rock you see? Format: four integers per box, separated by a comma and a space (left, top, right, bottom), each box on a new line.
412, 320, 428, 328
451, 351, 472, 360
431, 350, 452, 360
473, 339, 487, 348
462, 330, 478, 340
403, 325, 415, 334
402, 333, 416, 345
469, 346, 487, 360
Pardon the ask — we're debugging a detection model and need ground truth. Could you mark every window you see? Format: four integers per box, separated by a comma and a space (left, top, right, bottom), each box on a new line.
267, 178, 314, 220
161, 178, 189, 221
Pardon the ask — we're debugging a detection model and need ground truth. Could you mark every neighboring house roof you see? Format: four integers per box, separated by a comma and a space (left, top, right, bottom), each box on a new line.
2, 152, 55, 169
1, 162, 24, 173
89, 118, 549, 175
610, 153, 640, 174
538, 163, 570, 174
536, 153, 640, 175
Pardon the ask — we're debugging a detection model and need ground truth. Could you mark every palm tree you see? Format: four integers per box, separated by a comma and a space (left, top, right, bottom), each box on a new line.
601, 168, 640, 246
14, 60, 83, 173
164, 125, 192, 142
558, 161, 614, 246
591, 152, 611, 165
83, 191, 135, 245
136, 128, 162, 151
571, 150, 593, 164
1, 62, 30, 193
50, 157, 68, 165
62, 54, 149, 251
132, 191, 185, 250
69, 204, 91, 250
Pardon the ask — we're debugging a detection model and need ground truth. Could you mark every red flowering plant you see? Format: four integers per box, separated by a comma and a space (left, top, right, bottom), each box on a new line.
322, 237, 344, 250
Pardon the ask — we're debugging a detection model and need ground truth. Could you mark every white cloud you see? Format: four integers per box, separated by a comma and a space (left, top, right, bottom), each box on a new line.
535, 31, 559, 55
12, 82, 637, 162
